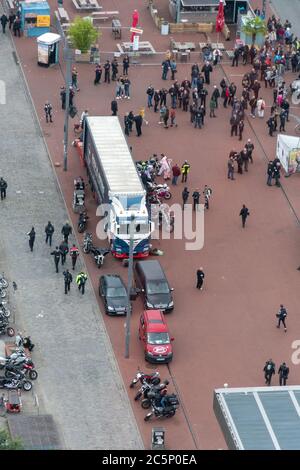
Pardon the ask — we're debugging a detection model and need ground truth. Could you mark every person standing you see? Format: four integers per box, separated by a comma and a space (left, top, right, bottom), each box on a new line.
203, 185, 212, 209
161, 60, 169, 80
181, 161, 190, 183
279, 109, 286, 132
263, 359, 275, 386
0, 177, 7, 200
104, 60, 111, 83
44, 102, 53, 123
267, 160, 274, 186
124, 77, 131, 99
45, 221, 54, 246
238, 119, 244, 141
196, 268, 205, 290
8, 13, 15, 30
0, 14, 8, 33
245, 139, 254, 164
13, 17, 21, 37
76, 272, 88, 295
27, 227, 36, 252
171, 163, 181, 185
240, 204, 250, 228
51, 247, 61, 273
267, 116, 275, 136
63, 269, 73, 295
209, 97, 217, 117
146, 84, 154, 108
272, 162, 281, 187
201, 61, 213, 85
60, 86, 66, 110
232, 47, 240, 67
134, 114, 143, 137
70, 244, 79, 270
94, 64, 102, 85
71, 66, 79, 91
123, 55, 130, 75
227, 156, 235, 180
276, 304, 287, 332
182, 187, 189, 210
61, 222, 72, 243
59, 240, 69, 266
192, 189, 200, 211
111, 99, 118, 116
278, 362, 289, 386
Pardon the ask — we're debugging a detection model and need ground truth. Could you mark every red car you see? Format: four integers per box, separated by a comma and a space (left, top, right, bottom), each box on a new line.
138, 310, 174, 363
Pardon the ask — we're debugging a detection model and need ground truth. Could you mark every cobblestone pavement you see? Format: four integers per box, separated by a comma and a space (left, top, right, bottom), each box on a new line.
0, 30, 143, 450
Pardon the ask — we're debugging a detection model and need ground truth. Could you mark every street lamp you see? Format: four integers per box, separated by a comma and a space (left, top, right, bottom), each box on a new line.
63, 44, 73, 171
125, 214, 135, 358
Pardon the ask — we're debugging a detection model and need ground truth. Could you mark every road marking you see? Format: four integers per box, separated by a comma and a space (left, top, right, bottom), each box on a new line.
253, 391, 280, 450
289, 390, 300, 418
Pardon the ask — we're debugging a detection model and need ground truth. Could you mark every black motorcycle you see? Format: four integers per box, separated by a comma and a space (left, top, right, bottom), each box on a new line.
83, 233, 93, 253
5, 359, 38, 381
0, 373, 32, 391
78, 212, 89, 233
0, 318, 15, 337
144, 393, 179, 421
140, 381, 169, 409
90, 247, 110, 268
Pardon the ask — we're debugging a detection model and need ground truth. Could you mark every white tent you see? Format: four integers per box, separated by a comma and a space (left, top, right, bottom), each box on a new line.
276, 134, 300, 174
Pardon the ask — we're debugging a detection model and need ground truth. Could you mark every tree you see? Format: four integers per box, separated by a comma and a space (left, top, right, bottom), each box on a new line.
0, 429, 23, 450
241, 16, 267, 45
68, 17, 98, 53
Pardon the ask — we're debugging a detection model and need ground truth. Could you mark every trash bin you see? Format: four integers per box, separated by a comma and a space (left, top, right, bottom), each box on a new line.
161, 21, 169, 36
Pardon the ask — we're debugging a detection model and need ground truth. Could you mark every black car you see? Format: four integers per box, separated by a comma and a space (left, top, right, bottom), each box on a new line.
99, 274, 128, 316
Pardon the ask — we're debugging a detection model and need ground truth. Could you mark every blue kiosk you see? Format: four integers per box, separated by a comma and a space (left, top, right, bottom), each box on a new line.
20, 1, 50, 37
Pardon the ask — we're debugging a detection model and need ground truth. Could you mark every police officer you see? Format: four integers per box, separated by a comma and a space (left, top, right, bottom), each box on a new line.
59, 240, 69, 265
239, 204, 250, 228
44, 102, 53, 123
104, 60, 111, 83
276, 304, 287, 332
61, 222, 72, 243
76, 272, 88, 295
196, 268, 205, 290
267, 160, 273, 186
51, 247, 61, 273
182, 187, 189, 210
278, 362, 289, 385
45, 221, 55, 246
263, 359, 275, 386
27, 227, 36, 252
0, 177, 7, 200
63, 269, 73, 295
192, 189, 200, 211
181, 160, 190, 183
272, 162, 281, 187
70, 244, 79, 270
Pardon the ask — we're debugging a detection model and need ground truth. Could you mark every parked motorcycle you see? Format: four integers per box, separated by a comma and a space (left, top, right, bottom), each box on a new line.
140, 380, 169, 409
78, 211, 89, 233
5, 360, 38, 381
144, 393, 179, 421
0, 275, 8, 289
83, 233, 93, 254
0, 289, 7, 299
0, 318, 14, 338
147, 183, 172, 201
0, 373, 32, 391
129, 369, 160, 388
90, 247, 110, 268
0, 302, 11, 318
15, 334, 35, 352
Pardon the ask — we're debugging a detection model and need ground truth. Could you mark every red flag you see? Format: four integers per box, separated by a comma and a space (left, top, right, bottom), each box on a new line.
215, 0, 225, 33
131, 9, 139, 42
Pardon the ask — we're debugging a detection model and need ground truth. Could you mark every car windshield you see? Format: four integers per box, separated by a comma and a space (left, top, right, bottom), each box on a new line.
106, 287, 126, 298
147, 281, 169, 294
147, 333, 170, 345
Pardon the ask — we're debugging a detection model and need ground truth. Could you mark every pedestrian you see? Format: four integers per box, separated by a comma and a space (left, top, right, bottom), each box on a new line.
51, 246, 61, 273
59, 240, 69, 265
245, 139, 254, 164
27, 227, 35, 252
94, 64, 102, 85
161, 60, 169, 80
201, 61, 213, 85
45, 221, 55, 246
146, 84, 154, 108
211, 85, 220, 108
240, 147, 249, 172
170, 108, 177, 127
124, 113, 130, 136
267, 116, 275, 136
209, 97, 217, 117
230, 113, 239, 137
278, 362, 289, 386
238, 119, 244, 140
182, 187, 189, 209
203, 185, 212, 209
196, 268, 205, 290
257, 97, 265, 118
1, 14, 8, 33
71, 66, 79, 91
163, 106, 169, 128
44, 102, 53, 123
104, 60, 111, 83
123, 55, 130, 75
227, 156, 235, 180
236, 151, 243, 174
63, 269, 73, 294
181, 160, 190, 183
263, 359, 275, 386
267, 160, 274, 186
249, 95, 257, 118
276, 304, 287, 332
111, 99, 118, 116
239, 204, 250, 228
60, 86, 66, 110
61, 222, 72, 243
124, 77, 131, 99
232, 47, 240, 67
13, 17, 21, 37
134, 114, 143, 137
76, 272, 88, 295
8, 12, 15, 30
170, 59, 177, 80
70, 244, 79, 270
171, 163, 181, 185
192, 189, 200, 211
0, 177, 7, 200
272, 161, 281, 186
279, 109, 286, 132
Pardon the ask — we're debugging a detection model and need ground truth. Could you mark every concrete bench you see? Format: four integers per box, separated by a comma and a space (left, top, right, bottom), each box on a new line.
92, 11, 119, 18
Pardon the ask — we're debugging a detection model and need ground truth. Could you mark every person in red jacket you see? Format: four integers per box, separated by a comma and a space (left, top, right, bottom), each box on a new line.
171, 163, 181, 186
70, 244, 79, 270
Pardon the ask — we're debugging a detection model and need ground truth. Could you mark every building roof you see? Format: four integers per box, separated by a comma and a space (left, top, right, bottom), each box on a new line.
214, 386, 300, 450
181, 0, 219, 7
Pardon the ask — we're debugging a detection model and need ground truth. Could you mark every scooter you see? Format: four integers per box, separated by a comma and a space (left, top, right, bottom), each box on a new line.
90, 247, 110, 268
78, 212, 89, 233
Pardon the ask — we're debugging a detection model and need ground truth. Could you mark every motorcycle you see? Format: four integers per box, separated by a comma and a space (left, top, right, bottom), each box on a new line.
0, 289, 7, 299
5, 360, 38, 381
0, 275, 8, 289
140, 380, 169, 409
0, 318, 14, 338
144, 393, 179, 421
15, 334, 35, 352
129, 369, 160, 388
147, 183, 172, 201
78, 212, 89, 233
0, 302, 11, 318
90, 247, 110, 268
83, 233, 93, 254
0, 373, 32, 392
